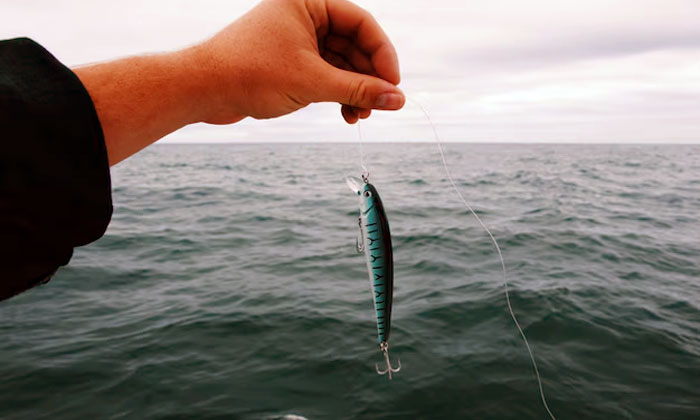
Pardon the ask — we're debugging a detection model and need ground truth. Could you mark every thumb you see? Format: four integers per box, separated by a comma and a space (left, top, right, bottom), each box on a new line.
315, 65, 405, 110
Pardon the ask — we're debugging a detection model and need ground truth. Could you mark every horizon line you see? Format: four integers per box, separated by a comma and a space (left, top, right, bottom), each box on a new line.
156, 140, 700, 145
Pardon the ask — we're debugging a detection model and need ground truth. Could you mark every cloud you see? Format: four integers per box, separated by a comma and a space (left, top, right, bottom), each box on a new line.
448, 30, 700, 72
2, 0, 699, 143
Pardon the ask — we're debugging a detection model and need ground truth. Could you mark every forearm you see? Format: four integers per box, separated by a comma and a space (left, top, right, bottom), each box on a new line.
73, 47, 228, 165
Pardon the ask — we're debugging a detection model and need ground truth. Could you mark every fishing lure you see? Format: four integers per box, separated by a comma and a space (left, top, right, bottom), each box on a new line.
347, 172, 401, 380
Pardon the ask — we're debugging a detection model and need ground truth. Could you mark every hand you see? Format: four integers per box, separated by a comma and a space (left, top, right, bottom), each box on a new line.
191, 0, 404, 124
74, 0, 403, 165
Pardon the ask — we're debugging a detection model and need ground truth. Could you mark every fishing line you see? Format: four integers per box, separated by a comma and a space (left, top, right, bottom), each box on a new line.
410, 98, 556, 420
356, 98, 556, 419
357, 121, 368, 179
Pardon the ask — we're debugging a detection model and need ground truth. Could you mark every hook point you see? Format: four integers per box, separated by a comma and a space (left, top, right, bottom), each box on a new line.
375, 342, 401, 380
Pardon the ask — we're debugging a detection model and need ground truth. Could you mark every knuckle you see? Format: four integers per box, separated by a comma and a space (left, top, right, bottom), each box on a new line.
349, 78, 369, 106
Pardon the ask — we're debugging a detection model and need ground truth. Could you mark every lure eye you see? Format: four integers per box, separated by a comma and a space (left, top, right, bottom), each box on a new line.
363, 191, 372, 198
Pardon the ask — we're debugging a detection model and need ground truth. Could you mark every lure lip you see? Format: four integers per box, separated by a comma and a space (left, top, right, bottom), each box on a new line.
345, 176, 364, 195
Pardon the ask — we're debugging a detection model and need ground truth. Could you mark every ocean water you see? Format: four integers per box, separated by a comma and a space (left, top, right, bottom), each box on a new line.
1, 143, 699, 420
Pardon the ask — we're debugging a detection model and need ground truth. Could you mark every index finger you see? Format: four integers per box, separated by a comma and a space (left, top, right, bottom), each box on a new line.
325, 0, 401, 85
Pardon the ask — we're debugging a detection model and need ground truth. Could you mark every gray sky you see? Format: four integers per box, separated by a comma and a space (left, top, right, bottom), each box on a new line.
2, 0, 699, 143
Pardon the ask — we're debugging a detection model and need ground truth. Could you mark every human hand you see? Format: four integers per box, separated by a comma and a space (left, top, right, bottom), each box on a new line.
190, 0, 404, 124
74, 0, 402, 164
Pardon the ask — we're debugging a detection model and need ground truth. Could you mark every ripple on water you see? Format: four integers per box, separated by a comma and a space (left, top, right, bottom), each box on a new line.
1, 144, 699, 420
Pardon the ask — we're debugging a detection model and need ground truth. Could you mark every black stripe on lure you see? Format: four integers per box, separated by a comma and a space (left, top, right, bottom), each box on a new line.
347, 173, 401, 380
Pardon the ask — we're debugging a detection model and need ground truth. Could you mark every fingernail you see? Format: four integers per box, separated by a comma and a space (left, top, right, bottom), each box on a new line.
376, 93, 404, 109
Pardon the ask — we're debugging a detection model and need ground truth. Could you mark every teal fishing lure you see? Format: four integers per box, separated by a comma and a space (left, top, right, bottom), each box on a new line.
347, 173, 401, 380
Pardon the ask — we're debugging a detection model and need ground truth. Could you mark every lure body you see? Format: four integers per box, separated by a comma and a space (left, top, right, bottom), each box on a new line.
347, 176, 400, 379
357, 182, 394, 344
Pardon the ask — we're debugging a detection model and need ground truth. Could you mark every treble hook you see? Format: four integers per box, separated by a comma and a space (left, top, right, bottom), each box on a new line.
375, 341, 401, 380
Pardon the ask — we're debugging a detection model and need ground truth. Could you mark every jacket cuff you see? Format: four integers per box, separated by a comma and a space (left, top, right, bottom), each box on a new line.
0, 37, 112, 300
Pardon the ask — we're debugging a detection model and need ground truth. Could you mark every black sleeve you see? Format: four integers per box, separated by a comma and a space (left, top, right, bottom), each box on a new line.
0, 38, 112, 301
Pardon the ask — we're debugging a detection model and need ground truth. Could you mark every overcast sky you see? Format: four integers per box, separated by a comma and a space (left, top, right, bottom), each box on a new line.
2, 0, 699, 143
